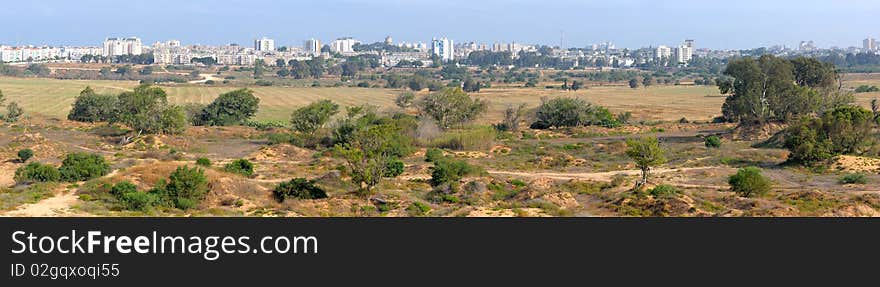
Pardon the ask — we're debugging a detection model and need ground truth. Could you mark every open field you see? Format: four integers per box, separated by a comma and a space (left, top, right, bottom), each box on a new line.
4, 77, 879, 124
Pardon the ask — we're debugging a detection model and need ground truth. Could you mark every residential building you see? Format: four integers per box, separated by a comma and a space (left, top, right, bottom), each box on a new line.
655, 45, 671, 60
254, 37, 275, 52
304, 38, 321, 56
432, 37, 454, 61
864, 38, 876, 51
103, 37, 143, 57
330, 37, 359, 54
799, 41, 816, 52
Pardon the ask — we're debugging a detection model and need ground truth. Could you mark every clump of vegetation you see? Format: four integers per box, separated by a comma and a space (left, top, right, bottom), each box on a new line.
69, 85, 187, 137
224, 159, 255, 177
430, 157, 484, 192
290, 99, 340, 137
67, 87, 117, 122
196, 89, 260, 126
648, 184, 680, 198
58, 153, 111, 182
784, 106, 876, 164
425, 148, 444, 162
426, 126, 496, 150
625, 137, 667, 187
838, 173, 868, 185
196, 157, 212, 167
728, 167, 772, 198
17, 149, 34, 163
855, 85, 880, 93
704, 136, 722, 148
334, 107, 414, 193
531, 97, 619, 129
158, 165, 209, 209
406, 202, 432, 216
14, 162, 61, 184
418, 87, 487, 129
272, 178, 328, 202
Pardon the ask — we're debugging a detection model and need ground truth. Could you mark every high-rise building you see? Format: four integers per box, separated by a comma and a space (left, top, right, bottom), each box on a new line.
432, 37, 454, 61
304, 38, 321, 56
103, 37, 143, 57
799, 41, 816, 52
864, 38, 876, 51
384, 36, 393, 45
254, 37, 275, 52
655, 45, 672, 60
330, 37, 359, 54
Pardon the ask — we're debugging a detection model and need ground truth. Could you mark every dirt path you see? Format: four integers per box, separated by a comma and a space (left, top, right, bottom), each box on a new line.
0, 190, 87, 217
188, 73, 221, 84
487, 166, 722, 182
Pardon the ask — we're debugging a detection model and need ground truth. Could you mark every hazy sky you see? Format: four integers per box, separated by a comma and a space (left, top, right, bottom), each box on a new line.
1, 0, 878, 49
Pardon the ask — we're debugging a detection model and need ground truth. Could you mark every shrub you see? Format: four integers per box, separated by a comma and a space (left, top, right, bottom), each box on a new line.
704, 136, 722, 148
384, 159, 405, 177
728, 167, 772, 198
110, 181, 138, 197
648, 184, 679, 198
195, 157, 212, 167
406, 202, 432, 216
266, 133, 297, 145
14, 162, 61, 183
430, 159, 483, 188
272, 178, 328, 202
784, 106, 875, 164
838, 173, 868, 185
17, 149, 34, 163
425, 148, 444, 162
198, 89, 260, 126
224, 159, 255, 177
58, 153, 111, 182
120, 192, 160, 211
418, 88, 487, 129
162, 166, 209, 209
290, 100, 340, 136
532, 97, 618, 129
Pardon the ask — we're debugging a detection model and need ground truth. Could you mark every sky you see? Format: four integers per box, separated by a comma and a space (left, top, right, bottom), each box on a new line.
1, 0, 878, 50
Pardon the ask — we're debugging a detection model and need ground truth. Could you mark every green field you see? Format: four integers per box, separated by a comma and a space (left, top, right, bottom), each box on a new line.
2, 76, 876, 124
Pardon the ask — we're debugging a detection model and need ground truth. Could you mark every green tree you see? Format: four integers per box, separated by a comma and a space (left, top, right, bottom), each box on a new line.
290, 100, 340, 136
68, 87, 118, 122
253, 59, 265, 79
418, 88, 487, 129
335, 122, 412, 193
628, 78, 639, 89
198, 89, 260, 126
4, 101, 23, 122
625, 137, 667, 187
784, 105, 876, 164
113, 85, 180, 135
642, 76, 653, 88
728, 167, 772, 197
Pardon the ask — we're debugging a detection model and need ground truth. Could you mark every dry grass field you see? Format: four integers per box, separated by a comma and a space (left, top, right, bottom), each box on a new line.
2, 75, 879, 125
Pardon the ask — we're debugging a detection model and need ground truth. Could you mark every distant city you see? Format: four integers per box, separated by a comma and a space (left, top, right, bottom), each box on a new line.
1, 35, 879, 68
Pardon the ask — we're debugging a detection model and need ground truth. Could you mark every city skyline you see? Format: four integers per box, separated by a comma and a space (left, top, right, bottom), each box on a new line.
1, 0, 878, 50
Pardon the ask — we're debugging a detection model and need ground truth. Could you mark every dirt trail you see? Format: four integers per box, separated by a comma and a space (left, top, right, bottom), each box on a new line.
487, 166, 722, 182
0, 190, 87, 217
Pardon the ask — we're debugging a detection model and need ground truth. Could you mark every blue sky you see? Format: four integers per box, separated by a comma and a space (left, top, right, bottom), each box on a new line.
1, 0, 878, 49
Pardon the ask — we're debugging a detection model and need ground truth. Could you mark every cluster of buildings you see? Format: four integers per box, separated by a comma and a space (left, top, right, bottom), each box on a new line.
3, 35, 880, 69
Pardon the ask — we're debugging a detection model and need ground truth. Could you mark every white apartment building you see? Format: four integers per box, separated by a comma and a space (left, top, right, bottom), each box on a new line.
254, 37, 275, 52
103, 37, 143, 57
655, 45, 672, 60
432, 37, 454, 61
304, 38, 321, 56
330, 38, 359, 54
864, 38, 876, 51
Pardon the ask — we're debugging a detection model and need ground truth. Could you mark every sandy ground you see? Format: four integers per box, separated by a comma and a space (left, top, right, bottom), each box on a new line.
0, 190, 87, 217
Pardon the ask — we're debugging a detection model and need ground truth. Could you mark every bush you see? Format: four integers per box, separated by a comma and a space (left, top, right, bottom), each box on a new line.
838, 173, 868, 185
195, 157, 212, 167
704, 136, 722, 148
784, 106, 875, 164
648, 184, 679, 198
162, 166, 209, 209
17, 149, 33, 163
532, 97, 618, 129
110, 181, 138, 197
58, 153, 111, 182
120, 192, 160, 211
430, 159, 483, 188
14, 162, 61, 183
384, 159, 405, 177
272, 178, 328, 202
198, 89, 260, 126
728, 167, 772, 197
418, 88, 487, 129
425, 148, 444, 162
224, 159, 255, 177
68, 87, 117, 122
406, 202, 432, 216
